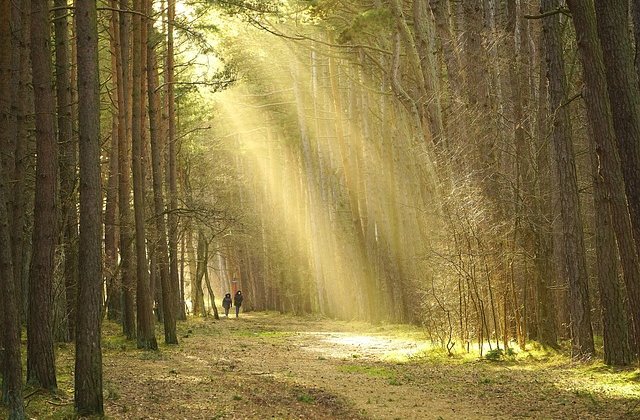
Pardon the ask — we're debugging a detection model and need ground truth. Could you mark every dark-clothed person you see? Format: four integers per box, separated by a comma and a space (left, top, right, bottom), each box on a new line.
233, 290, 243, 318
222, 293, 232, 317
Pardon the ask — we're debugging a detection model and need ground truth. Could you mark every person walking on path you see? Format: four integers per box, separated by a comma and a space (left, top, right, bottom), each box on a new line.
222, 293, 232, 317
233, 290, 243, 318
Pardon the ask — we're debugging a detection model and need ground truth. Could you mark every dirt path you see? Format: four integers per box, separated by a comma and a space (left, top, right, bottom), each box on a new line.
100, 312, 639, 419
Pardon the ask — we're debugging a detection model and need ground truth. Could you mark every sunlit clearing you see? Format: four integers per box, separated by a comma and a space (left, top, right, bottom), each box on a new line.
299, 331, 432, 362
326, 334, 432, 362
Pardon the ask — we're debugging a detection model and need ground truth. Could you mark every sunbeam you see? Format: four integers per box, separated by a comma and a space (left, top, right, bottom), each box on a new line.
204, 23, 444, 322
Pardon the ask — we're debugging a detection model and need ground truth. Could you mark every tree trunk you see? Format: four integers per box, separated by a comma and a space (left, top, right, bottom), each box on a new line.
147, 12, 177, 344
187, 227, 202, 315
592, 0, 640, 248
54, 0, 77, 343
412, 0, 444, 143
542, 0, 594, 359
74, 0, 104, 412
0, 0, 8, 384
11, 0, 30, 329
195, 230, 207, 317
429, 0, 462, 99
0, 0, 25, 414
632, 0, 640, 80
28, 0, 59, 389
592, 0, 640, 354
167, 0, 184, 321
118, 0, 136, 339
105, 0, 121, 322
461, 0, 492, 181
203, 241, 220, 320
590, 134, 632, 366
0, 0, 16, 346
0, 173, 24, 418
132, 0, 157, 350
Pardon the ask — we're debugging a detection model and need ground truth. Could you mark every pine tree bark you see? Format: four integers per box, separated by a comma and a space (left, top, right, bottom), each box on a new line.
74, 0, 104, 412
147, 12, 177, 344
461, 0, 492, 173
54, 0, 77, 342
541, 0, 594, 359
590, 137, 631, 366
12, 0, 30, 328
596, 0, 640, 262
632, 1, 640, 80
0, 0, 8, 380
0, 0, 25, 414
105, 0, 121, 322
412, 0, 444, 143
132, 0, 157, 350
203, 240, 220, 320
568, 0, 640, 364
0, 0, 15, 243
28, 0, 59, 389
167, 0, 184, 320
529, 22, 558, 349
595, 0, 640, 353
186, 226, 203, 315
118, 0, 136, 339
428, 0, 462, 98
0, 171, 24, 418
195, 230, 207, 316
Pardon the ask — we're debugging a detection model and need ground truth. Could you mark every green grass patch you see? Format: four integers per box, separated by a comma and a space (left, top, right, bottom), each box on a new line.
485, 347, 518, 362
297, 393, 315, 403
18, 388, 74, 420
101, 322, 139, 351
105, 381, 121, 401
565, 362, 640, 399
388, 377, 403, 386
406, 346, 477, 364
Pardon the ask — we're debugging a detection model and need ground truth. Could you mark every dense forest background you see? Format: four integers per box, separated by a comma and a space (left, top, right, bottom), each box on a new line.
2, 0, 640, 416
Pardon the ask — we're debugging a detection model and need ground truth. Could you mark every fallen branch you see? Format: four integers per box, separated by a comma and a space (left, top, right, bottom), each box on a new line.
524, 7, 570, 19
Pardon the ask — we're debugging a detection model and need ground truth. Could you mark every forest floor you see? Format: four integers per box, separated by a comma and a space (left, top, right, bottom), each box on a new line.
7, 311, 640, 419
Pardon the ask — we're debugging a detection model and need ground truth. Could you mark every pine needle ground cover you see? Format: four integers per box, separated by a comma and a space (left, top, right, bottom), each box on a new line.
3, 312, 639, 419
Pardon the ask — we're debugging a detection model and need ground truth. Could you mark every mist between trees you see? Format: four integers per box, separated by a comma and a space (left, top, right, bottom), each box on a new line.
2, 0, 640, 417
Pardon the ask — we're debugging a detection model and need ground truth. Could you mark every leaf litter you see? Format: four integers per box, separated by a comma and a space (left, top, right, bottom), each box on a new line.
6, 312, 640, 419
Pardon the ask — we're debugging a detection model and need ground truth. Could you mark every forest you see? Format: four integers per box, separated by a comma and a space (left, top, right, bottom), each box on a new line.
1, 0, 640, 418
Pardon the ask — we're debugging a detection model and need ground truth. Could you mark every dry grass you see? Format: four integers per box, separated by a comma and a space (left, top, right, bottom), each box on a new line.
2, 312, 639, 419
